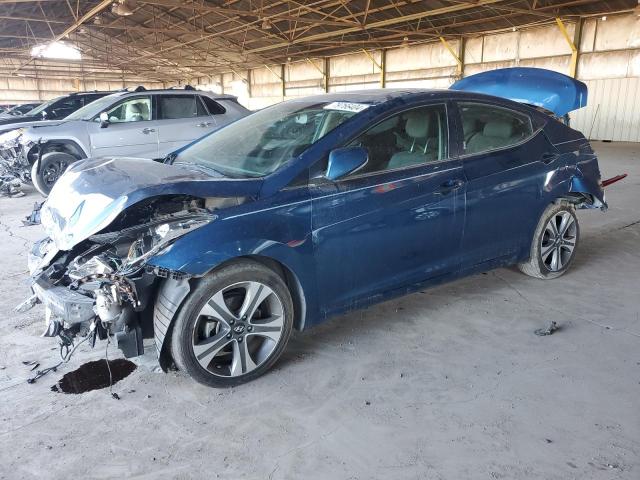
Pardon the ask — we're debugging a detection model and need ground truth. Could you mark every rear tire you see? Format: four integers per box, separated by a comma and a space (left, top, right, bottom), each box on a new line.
518, 202, 579, 279
31, 151, 78, 197
170, 260, 294, 387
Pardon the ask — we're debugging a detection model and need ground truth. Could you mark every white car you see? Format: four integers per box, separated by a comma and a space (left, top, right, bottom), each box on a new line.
0, 86, 249, 195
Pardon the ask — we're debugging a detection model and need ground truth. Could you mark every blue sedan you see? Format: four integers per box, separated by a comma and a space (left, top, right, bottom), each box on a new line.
26, 69, 606, 387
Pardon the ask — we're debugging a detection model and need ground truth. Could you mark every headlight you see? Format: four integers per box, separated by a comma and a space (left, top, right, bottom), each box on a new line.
121, 213, 214, 272
0, 128, 24, 149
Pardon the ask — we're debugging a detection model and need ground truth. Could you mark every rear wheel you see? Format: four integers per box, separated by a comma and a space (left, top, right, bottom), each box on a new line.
31, 151, 77, 196
170, 260, 294, 387
518, 202, 579, 279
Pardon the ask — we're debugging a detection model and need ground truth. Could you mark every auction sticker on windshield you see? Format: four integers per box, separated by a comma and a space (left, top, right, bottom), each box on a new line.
323, 102, 370, 113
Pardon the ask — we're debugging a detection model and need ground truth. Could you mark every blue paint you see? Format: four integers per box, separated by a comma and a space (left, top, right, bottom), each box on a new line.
450, 67, 588, 116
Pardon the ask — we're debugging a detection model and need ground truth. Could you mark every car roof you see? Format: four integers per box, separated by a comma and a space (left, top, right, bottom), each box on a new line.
286, 88, 516, 104
108, 89, 237, 101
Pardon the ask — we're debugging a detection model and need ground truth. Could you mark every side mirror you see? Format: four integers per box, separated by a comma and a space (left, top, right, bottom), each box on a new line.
99, 112, 109, 128
325, 146, 368, 181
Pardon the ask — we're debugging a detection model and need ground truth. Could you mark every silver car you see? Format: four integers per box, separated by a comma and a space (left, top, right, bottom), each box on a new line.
2, 87, 249, 195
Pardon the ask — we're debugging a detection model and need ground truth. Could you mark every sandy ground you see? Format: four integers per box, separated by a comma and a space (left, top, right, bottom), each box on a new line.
0, 142, 638, 480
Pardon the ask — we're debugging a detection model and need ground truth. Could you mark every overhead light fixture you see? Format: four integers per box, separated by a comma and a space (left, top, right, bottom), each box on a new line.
262, 18, 272, 30
601, 15, 607, 21
402, 36, 409, 47
94, 15, 102, 25
112, 0, 136, 16
31, 41, 81, 60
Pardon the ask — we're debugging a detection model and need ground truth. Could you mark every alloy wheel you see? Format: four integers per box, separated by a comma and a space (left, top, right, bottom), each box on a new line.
540, 211, 577, 272
42, 160, 68, 187
191, 281, 284, 377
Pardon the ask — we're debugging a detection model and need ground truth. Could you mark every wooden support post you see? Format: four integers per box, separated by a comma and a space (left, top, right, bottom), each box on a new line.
281, 64, 286, 99
380, 49, 386, 88
323, 58, 329, 92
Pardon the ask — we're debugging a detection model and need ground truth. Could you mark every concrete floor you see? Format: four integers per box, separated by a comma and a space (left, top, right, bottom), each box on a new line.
0, 142, 638, 480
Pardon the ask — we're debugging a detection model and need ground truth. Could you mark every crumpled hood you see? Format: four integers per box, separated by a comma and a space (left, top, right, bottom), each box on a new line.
41, 157, 263, 251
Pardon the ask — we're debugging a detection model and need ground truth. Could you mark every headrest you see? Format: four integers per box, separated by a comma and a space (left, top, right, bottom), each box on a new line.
129, 103, 142, 113
367, 116, 399, 135
462, 118, 476, 133
405, 111, 430, 139
483, 120, 513, 139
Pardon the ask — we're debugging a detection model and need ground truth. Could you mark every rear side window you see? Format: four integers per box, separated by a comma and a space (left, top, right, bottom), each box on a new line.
458, 102, 533, 155
201, 96, 226, 115
158, 95, 205, 119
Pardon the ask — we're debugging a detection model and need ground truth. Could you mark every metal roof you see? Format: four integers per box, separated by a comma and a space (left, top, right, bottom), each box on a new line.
0, 0, 636, 82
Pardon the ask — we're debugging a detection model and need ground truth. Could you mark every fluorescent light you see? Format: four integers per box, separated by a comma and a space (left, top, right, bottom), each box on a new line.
31, 41, 81, 60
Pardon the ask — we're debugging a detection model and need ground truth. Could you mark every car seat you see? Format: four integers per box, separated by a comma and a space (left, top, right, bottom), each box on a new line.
126, 102, 149, 122
465, 120, 515, 154
386, 111, 435, 170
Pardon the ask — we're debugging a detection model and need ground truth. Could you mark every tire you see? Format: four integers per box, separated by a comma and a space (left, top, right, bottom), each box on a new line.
170, 260, 294, 387
31, 151, 78, 197
518, 202, 580, 279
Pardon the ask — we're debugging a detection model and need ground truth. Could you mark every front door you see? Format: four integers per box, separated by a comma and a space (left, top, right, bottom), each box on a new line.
310, 103, 466, 316
89, 95, 159, 158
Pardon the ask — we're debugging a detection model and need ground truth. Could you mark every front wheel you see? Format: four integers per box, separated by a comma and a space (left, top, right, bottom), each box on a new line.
170, 260, 294, 387
518, 202, 580, 279
31, 151, 77, 197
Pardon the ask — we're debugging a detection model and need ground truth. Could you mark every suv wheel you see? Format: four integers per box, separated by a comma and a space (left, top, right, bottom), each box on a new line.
170, 260, 294, 387
31, 151, 77, 196
518, 202, 580, 279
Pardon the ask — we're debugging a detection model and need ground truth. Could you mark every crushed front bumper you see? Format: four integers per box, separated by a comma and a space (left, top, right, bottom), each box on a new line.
31, 278, 95, 336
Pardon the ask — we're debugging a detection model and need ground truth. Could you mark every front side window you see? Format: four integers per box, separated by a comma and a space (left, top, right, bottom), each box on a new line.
174, 100, 363, 178
347, 104, 449, 176
158, 95, 204, 119
104, 96, 151, 123
459, 102, 533, 155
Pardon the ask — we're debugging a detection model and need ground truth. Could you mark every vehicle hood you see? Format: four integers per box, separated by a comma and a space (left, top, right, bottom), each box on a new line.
41, 157, 263, 251
450, 67, 587, 116
0, 115, 40, 129
0, 119, 65, 135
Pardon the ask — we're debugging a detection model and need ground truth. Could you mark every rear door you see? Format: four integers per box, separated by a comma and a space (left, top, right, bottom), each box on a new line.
89, 95, 160, 158
311, 103, 466, 315
454, 101, 559, 268
156, 94, 217, 156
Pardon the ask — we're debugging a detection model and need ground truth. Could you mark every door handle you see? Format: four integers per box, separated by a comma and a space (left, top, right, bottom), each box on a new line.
196, 122, 212, 127
541, 152, 559, 164
436, 179, 465, 195
142, 127, 156, 134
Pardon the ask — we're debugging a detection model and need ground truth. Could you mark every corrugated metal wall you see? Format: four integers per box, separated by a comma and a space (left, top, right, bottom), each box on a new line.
571, 77, 640, 141
194, 12, 640, 142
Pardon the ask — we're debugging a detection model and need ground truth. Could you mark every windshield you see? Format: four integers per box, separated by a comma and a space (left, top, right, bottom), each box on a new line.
28, 96, 63, 116
174, 100, 367, 178
65, 95, 118, 121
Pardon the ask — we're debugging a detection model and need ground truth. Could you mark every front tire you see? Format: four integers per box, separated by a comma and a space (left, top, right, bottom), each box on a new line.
31, 151, 78, 197
170, 260, 294, 387
518, 202, 580, 279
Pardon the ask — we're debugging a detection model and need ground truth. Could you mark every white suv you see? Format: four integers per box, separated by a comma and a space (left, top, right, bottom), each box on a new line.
10, 86, 249, 195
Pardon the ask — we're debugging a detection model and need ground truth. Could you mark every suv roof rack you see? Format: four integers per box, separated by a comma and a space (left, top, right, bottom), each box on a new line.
115, 85, 147, 93
166, 84, 196, 90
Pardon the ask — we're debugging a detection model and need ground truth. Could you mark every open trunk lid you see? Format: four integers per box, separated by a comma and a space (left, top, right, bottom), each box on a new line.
450, 67, 587, 117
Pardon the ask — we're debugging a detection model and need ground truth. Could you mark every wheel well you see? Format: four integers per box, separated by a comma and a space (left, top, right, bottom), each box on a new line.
205, 255, 307, 331
26, 140, 86, 164
557, 192, 594, 207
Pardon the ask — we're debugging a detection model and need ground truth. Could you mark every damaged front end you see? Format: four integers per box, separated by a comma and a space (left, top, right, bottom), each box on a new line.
23, 195, 216, 358
0, 128, 30, 196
